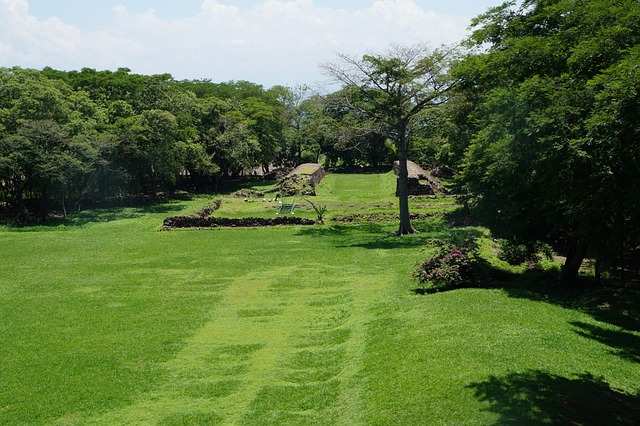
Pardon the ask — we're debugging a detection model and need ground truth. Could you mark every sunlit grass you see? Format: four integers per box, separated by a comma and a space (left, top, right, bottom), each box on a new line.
1, 173, 638, 424
214, 172, 454, 221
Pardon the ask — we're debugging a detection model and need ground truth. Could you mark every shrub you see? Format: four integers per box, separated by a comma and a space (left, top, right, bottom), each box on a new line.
497, 239, 553, 266
413, 239, 478, 290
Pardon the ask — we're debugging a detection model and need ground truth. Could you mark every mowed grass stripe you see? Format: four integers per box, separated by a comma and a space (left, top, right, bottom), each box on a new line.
64, 222, 409, 425
86, 269, 282, 424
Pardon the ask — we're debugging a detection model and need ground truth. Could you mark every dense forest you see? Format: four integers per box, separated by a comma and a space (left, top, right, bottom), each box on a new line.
1, 0, 638, 281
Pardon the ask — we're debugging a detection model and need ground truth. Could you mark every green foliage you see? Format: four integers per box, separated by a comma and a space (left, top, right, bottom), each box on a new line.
0, 68, 300, 219
497, 239, 553, 266
322, 44, 458, 234
455, 0, 640, 281
303, 197, 328, 223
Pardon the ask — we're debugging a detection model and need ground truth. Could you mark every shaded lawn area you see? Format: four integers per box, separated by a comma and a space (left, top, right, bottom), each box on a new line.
1, 175, 638, 424
363, 288, 640, 425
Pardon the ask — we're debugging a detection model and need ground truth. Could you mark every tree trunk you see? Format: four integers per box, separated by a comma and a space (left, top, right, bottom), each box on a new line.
594, 257, 602, 285
13, 177, 28, 221
618, 231, 626, 283
60, 187, 67, 218
395, 134, 417, 235
560, 238, 588, 283
39, 185, 48, 222
98, 168, 108, 204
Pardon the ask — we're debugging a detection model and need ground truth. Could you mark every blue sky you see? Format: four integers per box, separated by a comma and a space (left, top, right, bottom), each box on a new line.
26, 1, 498, 29
2, 0, 504, 87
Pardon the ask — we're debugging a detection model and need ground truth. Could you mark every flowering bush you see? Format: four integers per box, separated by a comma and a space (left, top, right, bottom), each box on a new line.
413, 239, 477, 290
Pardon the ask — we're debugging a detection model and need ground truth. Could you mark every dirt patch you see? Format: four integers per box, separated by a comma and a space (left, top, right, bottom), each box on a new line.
231, 189, 266, 199
287, 163, 323, 176
196, 200, 222, 218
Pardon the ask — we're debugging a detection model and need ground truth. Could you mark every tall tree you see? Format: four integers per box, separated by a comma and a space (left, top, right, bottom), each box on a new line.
200, 99, 261, 189
243, 96, 282, 172
322, 44, 457, 234
276, 85, 309, 165
275, 87, 330, 165
0, 67, 293, 212
456, 0, 640, 281
115, 109, 183, 196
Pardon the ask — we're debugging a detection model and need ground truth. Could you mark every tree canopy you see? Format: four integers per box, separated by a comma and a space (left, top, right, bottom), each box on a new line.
455, 0, 640, 281
0, 68, 299, 219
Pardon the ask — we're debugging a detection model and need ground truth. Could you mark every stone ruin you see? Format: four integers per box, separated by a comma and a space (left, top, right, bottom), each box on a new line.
393, 160, 443, 196
278, 163, 327, 196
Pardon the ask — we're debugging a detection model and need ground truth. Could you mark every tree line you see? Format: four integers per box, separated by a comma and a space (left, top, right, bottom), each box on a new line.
455, 0, 639, 281
0, 67, 396, 221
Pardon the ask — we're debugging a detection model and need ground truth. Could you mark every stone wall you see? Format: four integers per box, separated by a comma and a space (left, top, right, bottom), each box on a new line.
162, 187, 318, 229
162, 215, 316, 229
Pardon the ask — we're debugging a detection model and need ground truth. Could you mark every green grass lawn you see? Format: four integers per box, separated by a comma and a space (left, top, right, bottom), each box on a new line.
1, 174, 638, 425
217, 171, 455, 220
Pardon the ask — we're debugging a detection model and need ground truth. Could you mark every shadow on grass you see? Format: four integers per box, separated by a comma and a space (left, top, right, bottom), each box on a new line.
296, 222, 426, 250
70, 202, 187, 225
416, 220, 486, 243
413, 252, 640, 345
498, 280, 640, 336
296, 223, 425, 249
295, 224, 355, 238
440, 205, 640, 334
2, 199, 188, 230
468, 370, 640, 425
499, 278, 640, 364
296, 220, 485, 251
571, 321, 640, 363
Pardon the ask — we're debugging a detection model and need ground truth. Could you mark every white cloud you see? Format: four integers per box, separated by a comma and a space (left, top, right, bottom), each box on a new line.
0, 0, 84, 64
2, 0, 29, 15
0, 0, 472, 87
